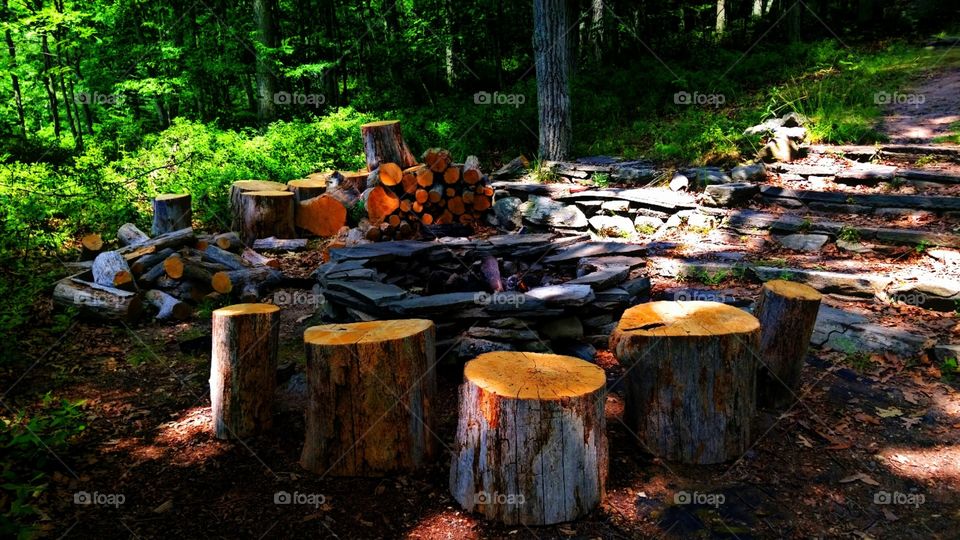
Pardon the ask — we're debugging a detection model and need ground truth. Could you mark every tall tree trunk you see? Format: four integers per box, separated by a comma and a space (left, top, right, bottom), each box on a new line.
533, 0, 572, 160
716, 0, 728, 35
589, 0, 605, 62
40, 32, 61, 138
493, 0, 504, 88
2, 0, 26, 136
785, 0, 800, 42
253, 0, 278, 123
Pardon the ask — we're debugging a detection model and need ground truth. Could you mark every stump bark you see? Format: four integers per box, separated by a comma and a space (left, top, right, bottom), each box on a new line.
610, 301, 760, 464
229, 180, 288, 231
287, 177, 328, 203
300, 319, 437, 476
92, 251, 134, 289
754, 280, 822, 409
360, 120, 417, 171
209, 303, 280, 439
117, 223, 150, 247
152, 193, 192, 235
239, 190, 296, 244
449, 351, 607, 526
53, 277, 143, 321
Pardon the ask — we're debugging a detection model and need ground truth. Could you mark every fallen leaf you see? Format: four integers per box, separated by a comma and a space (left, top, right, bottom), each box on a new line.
839, 473, 880, 486
901, 416, 922, 429
876, 407, 903, 418
797, 434, 814, 448
826, 441, 853, 451
855, 413, 881, 425
901, 389, 922, 405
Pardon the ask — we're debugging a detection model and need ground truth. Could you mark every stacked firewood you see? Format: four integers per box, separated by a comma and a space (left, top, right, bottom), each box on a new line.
55, 223, 285, 322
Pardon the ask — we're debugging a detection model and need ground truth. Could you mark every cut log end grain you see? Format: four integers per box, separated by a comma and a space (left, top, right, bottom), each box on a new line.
81, 233, 103, 252
301, 319, 437, 476
366, 186, 400, 224
297, 195, 347, 237
763, 278, 823, 302
610, 300, 759, 347
214, 232, 242, 252
443, 166, 461, 184
287, 177, 328, 203
163, 254, 185, 279
450, 352, 607, 526
93, 251, 134, 288
378, 162, 403, 186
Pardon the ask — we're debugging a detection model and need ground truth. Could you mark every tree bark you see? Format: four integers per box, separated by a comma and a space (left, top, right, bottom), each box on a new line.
144, 289, 191, 321
360, 120, 417, 171
449, 351, 607, 525
229, 180, 288, 232
239, 190, 296, 244
92, 251, 134, 289
53, 277, 143, 322
300, 319, 437, 476
533, 0, 572, 160
152, 194, 192, 235
753, 280, 822, 409
610, 301, 760, 464
209, 303, 280, 439
253, 0, 279, 123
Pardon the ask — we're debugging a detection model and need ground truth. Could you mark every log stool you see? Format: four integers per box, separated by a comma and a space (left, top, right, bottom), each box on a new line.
209, 303, 280, 439
238, 190, 296, 244
449, 352, 607, 526
610, 301, 760, 464
151, 193, 192, 235
300, 319, 436, 476
229, 180, 288, 231
754, 280, 822, 409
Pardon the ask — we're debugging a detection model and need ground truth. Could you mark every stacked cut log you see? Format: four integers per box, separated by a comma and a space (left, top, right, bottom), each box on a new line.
54, 223, 284, 322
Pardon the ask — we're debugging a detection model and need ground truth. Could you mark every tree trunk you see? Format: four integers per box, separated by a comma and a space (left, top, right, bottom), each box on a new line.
209, 303, 280, 439
3, 0, 25, 136
144, 289, 191, 321
754, 280, 821, 409
152, 194, 192, 235
239, 190, 296, 244
252, 237, 308, 252
360, 120, 417, 171
253, 0, 279, 123
92, 251, 134, 289
449, 351, 607, 525
300, 319, 437, 476
287, 177, 328, 203
229, 180, 288, 232
40, 32, 61, 138
115, 227, 194, 257
54, 277, 143, 322
533, 0, 572, 160
610, 301, 760, 464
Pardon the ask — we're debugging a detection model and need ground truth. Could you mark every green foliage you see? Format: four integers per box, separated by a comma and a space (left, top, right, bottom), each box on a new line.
838, 226, 861, 242
1, 394, 86, 538
635, 223, 657, 235
348, 201, 367, 224
916, 240, 931, 254
942, 357, 959, 382
592, 173, 610, 188
846, 351, 874, 372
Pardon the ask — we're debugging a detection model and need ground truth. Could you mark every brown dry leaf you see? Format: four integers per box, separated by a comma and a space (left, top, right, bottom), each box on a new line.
826, 441, 853, 451
855, 413, 881, 425
876, 407, 903, 418
839, 472, 880, 486
901, 389, 922, 405
901, 416, 922, 429
797, 434, 814, 448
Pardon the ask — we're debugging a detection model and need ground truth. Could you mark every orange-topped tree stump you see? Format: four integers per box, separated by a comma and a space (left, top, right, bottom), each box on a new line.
449, 352, 608, 526
300, 319, 437, 477
610, 301, 760, 464
209, 303, 281, 439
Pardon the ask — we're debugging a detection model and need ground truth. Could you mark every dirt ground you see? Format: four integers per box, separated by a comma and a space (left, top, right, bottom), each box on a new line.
881, 66, 960, 144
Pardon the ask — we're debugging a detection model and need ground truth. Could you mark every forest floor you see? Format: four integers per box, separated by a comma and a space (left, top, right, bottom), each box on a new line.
881, 65, 960, 145
6, 68, 960, 540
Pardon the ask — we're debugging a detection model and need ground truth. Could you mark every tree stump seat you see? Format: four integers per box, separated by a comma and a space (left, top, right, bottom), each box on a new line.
300, 319, 437, 477
610, 301, 760, 464
449, 351, 608, 525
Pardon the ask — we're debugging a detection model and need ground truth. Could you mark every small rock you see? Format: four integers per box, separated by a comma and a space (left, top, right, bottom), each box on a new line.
493, 196, 523, 230
703, 183, 759, 207
521, 196, 588, 229
669, 174, 691, 191
836, 239, 873, 254
551, 340, 597, 362
731, 163, 766, 183
589, 214, 635, 237
781, 111, 807, 127
600, 200, 631, 213
759, 136, 801, 163
634, 215, 665, 231
459, 337, 515, 357
773, 126, 808, 141
687, 212, 717, 230
776, 233, 831, 252
874, 208, 936, 224
525, 284, 595, 306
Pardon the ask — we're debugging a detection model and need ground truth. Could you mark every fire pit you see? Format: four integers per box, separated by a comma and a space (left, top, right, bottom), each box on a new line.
312, 233, 652, 359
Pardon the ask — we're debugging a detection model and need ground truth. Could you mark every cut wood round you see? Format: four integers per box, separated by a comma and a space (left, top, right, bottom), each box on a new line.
443, 165, 461, 184
287, 177, 328, 203
152, 193, 192, 235
210, 303, 280, 439
365, 186, 400, 224
211, 266, 281, 295
80, 233, 103, 259
92, 251, 134, 289
53, 277, 143, 321
296, 194, 347, 237
360, 120, 417, 171
229, 180, 288, 231
378, 162, 403, 186
144, 289, 191, 321
213, 232, 243, 252
117, 223, 150, 247
609, 301, 759, 464
754, 280, 822, 409
300, 319, 437, 476
463, 155, 482, 184
449, 351, 607, 525
239, 190, 296, 244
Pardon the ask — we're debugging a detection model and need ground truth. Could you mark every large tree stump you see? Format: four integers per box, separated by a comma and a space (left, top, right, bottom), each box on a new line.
360, 120, 417, 171
229, 180, 288, 231
152, 193, 192, 235
239, 190, 296, 244
287, 177, 328, 203
209, 303, 280, 439
754, 280, 822, 409
610, 301, 760, 464
300, 319, 437, 476
449, 351, 607, 525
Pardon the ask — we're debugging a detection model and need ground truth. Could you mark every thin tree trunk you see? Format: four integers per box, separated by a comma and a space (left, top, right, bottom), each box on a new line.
589, 0, 605, 62
716, 0, 727, 35
2, 0, 26, 136
40, 32, 61, 138
533, 0, 572, 160
253, 0, 278, 123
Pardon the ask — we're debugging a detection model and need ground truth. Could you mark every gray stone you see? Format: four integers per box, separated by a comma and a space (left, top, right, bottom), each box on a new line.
543, 241, 647, 264
488, 317, 532, 329
887, 278, 960, 311
329, 240, 437, 262
589, 214, 636, 237
775, 233, 831, 252
520, 195, 588, 229
578, 255, 646, 273
538, 316, 584, 340
685, 168, 732, 185
835, 164, 897, 184
466, 326, 540, 342
731, 163, 766, 183
744, 117, 786, 136
594, 287, 632, 304
459, 337, 515, 357
773, 126, 808, 141
752, 266, 890, 297
669, 174, 691, 191
812, 307, 930, 358
525, 284, 595, 306
326, 280, 407, 305
704, 183, 760, 207
600, 200, 632, 213
385, 292, 480, 315
551, 340, 597, 362
581, 314, 614, 329
836, 239, 873, 254
493, 196, 523, 230
874, 208, 937, 222
687, 212, 717, 230
621, 277, 652, 298
634, 215, 665, 231
568, 266, 630, 290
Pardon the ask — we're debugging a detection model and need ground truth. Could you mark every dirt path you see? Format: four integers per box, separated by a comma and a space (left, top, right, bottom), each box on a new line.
882, 67, 960, 144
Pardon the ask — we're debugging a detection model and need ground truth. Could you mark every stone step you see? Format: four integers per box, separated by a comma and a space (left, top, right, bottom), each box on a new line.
760, 186, 960, 213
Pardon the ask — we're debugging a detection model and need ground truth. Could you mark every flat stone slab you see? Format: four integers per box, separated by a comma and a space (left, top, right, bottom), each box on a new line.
760, 186, 960, 212
521, 196, 588, 228
490, 181, 585, 197
525, 284, 595, 306
811, 306, 931, 357
567, 266, 630, 290
776, 233, 831, 252
384, 292, 481, 315
326, 280, 408, 305
588, 214, 635, 236
329, 241, 438, 262
835, 164, 898, 184
704, 183, 760, 206
753, 266, 890, 297
554, 188, 697, 211
543, 241, 647, 264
